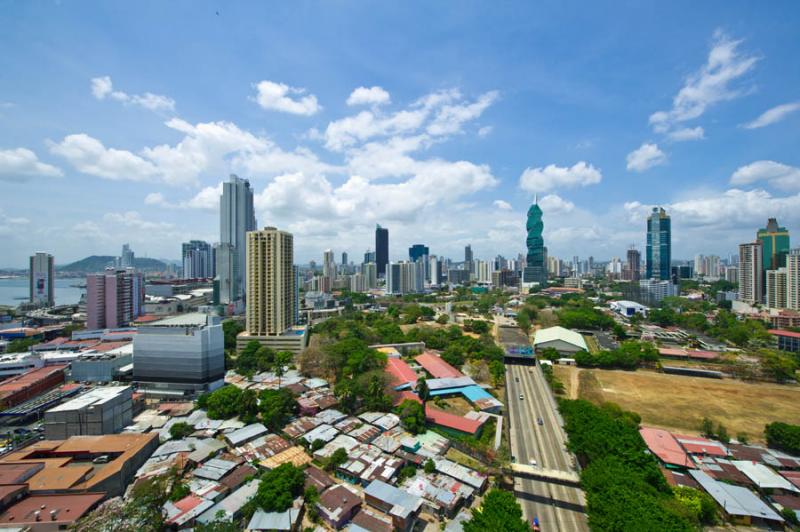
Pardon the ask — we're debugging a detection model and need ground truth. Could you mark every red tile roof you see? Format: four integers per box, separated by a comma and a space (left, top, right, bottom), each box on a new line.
769, 329, 800, 339
780, 470, 800, 490
415, 352, 463, 379
425, 405, 483, 434
639, 427, 695, 468
386, 358, 417, 387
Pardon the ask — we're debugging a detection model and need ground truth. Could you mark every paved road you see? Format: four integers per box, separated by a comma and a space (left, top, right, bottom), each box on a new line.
506, 362, 589, 531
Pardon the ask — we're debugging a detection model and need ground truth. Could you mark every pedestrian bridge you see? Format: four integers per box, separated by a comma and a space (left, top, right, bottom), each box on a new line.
510, 463, 581, 486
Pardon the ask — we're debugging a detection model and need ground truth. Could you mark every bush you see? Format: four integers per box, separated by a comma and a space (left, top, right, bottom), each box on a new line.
398, 400, 426, 434
765, 422, 800, 455
169, 422, 194, 440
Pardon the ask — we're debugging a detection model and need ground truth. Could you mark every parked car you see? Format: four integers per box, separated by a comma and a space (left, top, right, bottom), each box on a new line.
519, 394, 524, 400
537, 417, 544, 426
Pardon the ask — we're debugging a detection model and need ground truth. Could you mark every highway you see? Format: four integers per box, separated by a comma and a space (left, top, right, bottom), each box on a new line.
506, 362, 588, 531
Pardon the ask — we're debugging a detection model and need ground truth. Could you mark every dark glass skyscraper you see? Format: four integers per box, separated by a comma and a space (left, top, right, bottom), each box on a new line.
464, 244, 473, 273
646, 207, 671, 281
409, 244, 429, 263
523, 199, 546, 285
376, 224, 389, 277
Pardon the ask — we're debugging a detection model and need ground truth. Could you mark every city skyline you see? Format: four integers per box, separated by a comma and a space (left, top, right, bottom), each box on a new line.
2, 3, 800, 267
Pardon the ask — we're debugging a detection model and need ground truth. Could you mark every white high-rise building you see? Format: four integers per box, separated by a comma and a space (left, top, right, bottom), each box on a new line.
323, 249, 336, 279
476, 260, 491, 283
386, 261, 424, 295
29, 252, 55, 306
429, 255, 441, 286
738, 242, 763, 304
219, 175, 257, 302
361, 262, 377, 290
787, 249, 800, 311
767, 268, 788, 309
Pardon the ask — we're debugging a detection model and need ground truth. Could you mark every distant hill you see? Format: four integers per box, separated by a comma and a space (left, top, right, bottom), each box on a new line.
58, 255, 168, 273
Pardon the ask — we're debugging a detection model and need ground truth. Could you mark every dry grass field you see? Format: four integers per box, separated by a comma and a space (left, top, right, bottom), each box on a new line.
553, 365, 800, 442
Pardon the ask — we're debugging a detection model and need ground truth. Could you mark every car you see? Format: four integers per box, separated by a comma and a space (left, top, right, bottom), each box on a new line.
537, 417, 544, 426
529, 458, 537, 466
515, 377, 519, 382
519, 394, 524, 400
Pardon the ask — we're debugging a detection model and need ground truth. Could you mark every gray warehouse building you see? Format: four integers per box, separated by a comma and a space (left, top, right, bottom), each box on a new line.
133, 313, 225, 398
44, 385, 133, 440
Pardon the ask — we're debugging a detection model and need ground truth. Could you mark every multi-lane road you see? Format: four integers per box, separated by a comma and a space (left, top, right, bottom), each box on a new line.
506, 362, 588, 531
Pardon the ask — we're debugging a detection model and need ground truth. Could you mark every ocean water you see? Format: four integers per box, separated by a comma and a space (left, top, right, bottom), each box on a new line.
0, 277, 84, 307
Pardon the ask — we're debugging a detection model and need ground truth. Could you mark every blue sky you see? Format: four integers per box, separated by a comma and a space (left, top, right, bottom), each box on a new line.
1, 1, 799, 267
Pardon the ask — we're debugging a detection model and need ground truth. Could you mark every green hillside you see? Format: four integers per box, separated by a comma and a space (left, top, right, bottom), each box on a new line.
58, 255, 168, 273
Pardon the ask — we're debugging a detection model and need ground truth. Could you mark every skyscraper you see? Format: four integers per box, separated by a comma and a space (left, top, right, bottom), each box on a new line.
766, 268, 788, 309
464, 244, 473, 273
323, 249, 336, 279
625, 247, 641, 281
29, 252, 54, 306
522, 198, 546, 285
738, 242, 763, 304
245, 227, 295, 337
86, 268, 144, 330
646, 207, 671, 281
182, 240, 213, 279
219, 174, 257, 302
758, 218, 790, 271
120, 244, 135, 269
409, 244, 429, 263
375, 224, 389, 277
341, 252, 348, 267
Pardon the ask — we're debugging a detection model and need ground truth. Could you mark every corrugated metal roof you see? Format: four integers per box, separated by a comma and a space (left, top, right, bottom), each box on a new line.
247, 507, 301, 531
533, 326, 588, 350
732, 460, 800, 492
689, 470, 784, 522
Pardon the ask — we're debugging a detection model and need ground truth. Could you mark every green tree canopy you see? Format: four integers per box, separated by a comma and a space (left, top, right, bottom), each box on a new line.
255, 463, 305, 512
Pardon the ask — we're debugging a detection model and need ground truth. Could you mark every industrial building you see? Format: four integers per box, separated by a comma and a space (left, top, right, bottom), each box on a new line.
44, 386, 133, 440
133, 313, 225, 397
532, 326, 589, 354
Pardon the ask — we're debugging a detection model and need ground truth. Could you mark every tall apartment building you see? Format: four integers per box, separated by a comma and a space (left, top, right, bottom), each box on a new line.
724, 266, 739, 284
375, 225, 389, 277
361, 262, 378, 290
219, 174, 256, 303
464, 244, 473, 274
766, 268, 788, 309
738, 242, 763, 304
787, 249, 800, 311
86, 268, 144, 330
29, 252, 55, 306
323, 249, 336, 279
429, 255, 442, 286
245, 227, 295, 337
646, 207, 671, 281
386, 261, 424, 294
182, 240, 213, 279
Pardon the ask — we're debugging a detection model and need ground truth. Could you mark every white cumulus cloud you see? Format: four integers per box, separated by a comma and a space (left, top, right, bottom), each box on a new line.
346, 86, 391, 106
519, 161, 602, 193
667, 126, 705, 142
626, 143, 667, 172
730, 160, 800, 191
90, 75, 175, 112
538, 194, 575, 214
0, 148, 62, 181
253, 80, 321, 115
493, 199, 512, 210
48, 134, 160, 183
742, 102, 800, 129
649, 30, 758, 136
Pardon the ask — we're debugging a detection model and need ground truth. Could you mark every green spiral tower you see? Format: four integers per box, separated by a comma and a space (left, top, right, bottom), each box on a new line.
523, 197, 547, 285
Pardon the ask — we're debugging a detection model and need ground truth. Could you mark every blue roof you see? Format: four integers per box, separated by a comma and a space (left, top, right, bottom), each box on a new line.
428, 384, 494, 401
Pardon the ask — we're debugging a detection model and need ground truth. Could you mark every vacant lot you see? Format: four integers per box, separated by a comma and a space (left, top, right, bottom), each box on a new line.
553, 366, 800, 442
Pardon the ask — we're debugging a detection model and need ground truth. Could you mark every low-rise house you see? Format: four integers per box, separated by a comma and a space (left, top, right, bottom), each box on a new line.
164, 494, 215, 528
432, 458, 487, 492
196, 479, 259, 524
733, 460, 800, 495
0, 490, 105, 531
260, 446, 312, 470
220, 464, 258, 492
302, 423, 339, 445
334, 416, 362, 433
247, 498, 303, 531
314, 435, 359, 461
193, 458, 240, 482
317, 484, 361, 529
690, 469, 784, 528
363, 479, 423, 532
304, 466, 334, 493
283, 417, 321, 440
350, 508, 393, 532
316, 409, 347, 426
225, 423, 269, 447
336, 444, 402, 486
348, 423, 381, 444
401, 472, 474, 518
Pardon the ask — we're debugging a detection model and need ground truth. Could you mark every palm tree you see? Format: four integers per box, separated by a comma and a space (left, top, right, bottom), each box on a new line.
273, 351, 293, 389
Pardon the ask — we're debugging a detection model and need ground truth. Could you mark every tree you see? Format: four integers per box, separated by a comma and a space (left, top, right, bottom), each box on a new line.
273, 350, 293, 388
700, 417, 715, 438
759, 349, 798, 382
222, 319, 245, 350
716, 423, 730, 444
489, 360, 505, 386
436, 314, 449, 325
169, 422, 194, 440
259, 388, 298, 431
736, 432, 749, 444
398, 399, 426, 435
206, 385, 243, 419
516, 312, 531, 335
238, 389, 259, 424
464, 489, 530, 532
765, 422, 800, 455
424, 458, 436, 475
311, 439, 325, 452
416, 377, 430, 407
327, 447, 349, 471
304, 485, 320, 521
441, 344, 466, 368
255, 463, 305, 512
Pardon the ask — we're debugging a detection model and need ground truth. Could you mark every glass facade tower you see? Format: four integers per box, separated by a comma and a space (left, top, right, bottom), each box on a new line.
646, 207, 671, 281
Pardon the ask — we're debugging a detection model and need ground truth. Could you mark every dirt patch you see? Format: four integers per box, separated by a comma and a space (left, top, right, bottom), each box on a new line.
556, 366, 800, 442
432, 396, 475, 416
